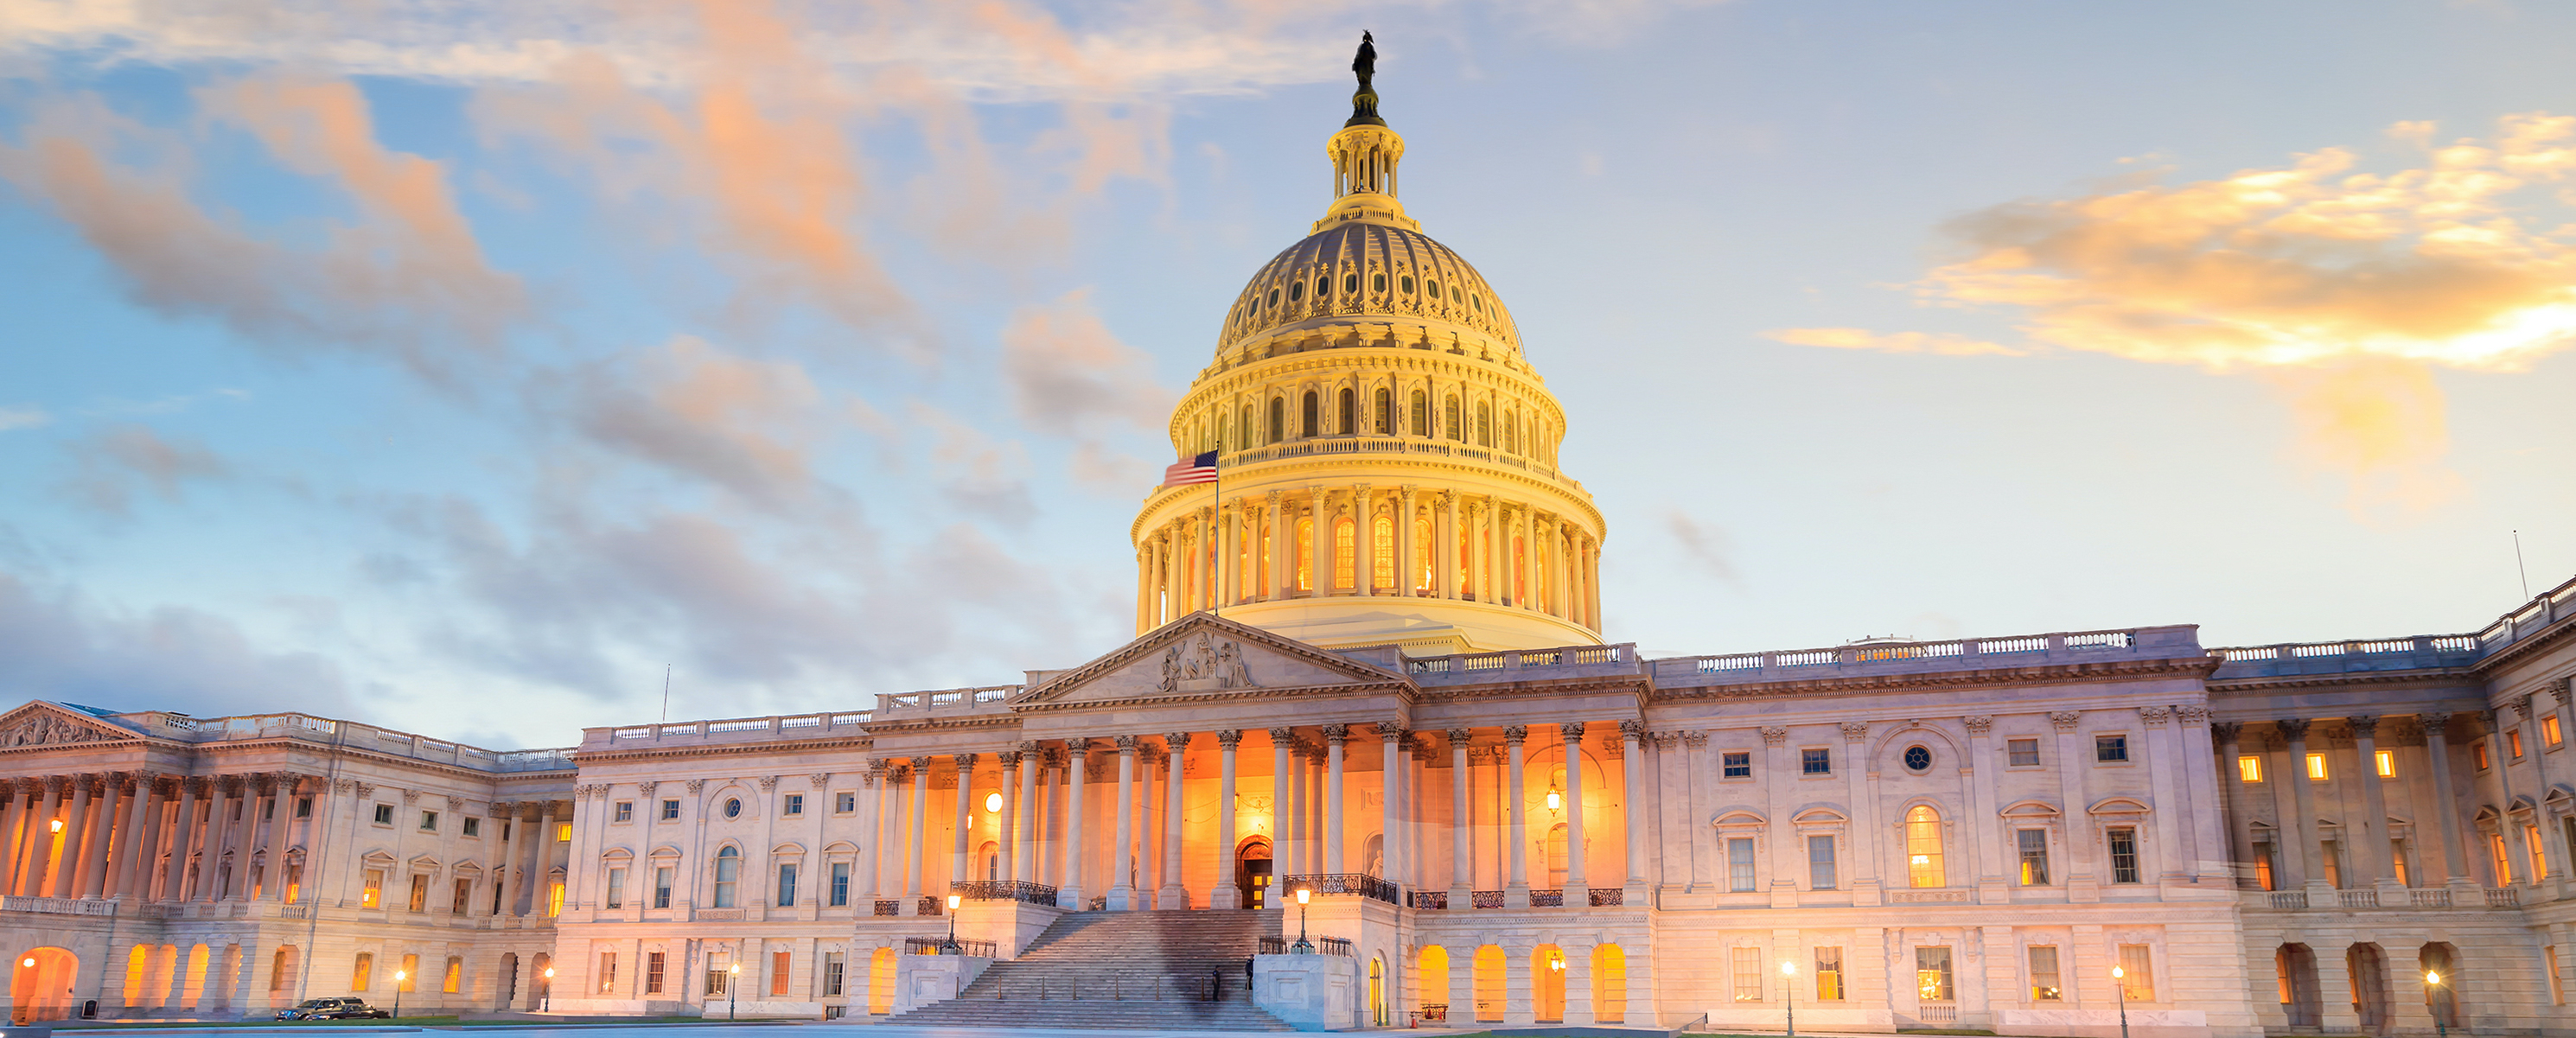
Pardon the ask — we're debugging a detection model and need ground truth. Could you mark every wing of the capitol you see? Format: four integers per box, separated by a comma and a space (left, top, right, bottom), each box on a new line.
7, 46, 2576, 1038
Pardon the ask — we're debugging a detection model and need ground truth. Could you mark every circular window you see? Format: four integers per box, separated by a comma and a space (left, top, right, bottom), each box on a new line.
1903, 745, 1933, 772
1287, 281, 1304, 302
724, 798, 743, 818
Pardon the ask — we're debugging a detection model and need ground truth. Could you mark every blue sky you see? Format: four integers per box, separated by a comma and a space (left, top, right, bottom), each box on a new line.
3, 1, 2573, 748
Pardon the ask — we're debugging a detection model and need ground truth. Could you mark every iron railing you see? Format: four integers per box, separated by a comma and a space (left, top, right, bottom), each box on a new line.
903, 936, 996, 958
919, 896, 944, 916
1589, 888, 1623, 907
1409, 890, 1447, 909
1470, 889, 1506, 908
952, 880, 1059, 906
1260, 935, 1354, 957
1281, 874, 1400, 905
1529, 888, 1564, 907
873, 899, 900, 917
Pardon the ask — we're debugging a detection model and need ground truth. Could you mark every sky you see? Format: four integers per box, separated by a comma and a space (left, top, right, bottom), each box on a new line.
3, 1, 2573, 748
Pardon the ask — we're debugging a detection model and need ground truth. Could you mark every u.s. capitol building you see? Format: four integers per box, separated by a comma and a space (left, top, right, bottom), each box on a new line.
4, 52, 2573, 1038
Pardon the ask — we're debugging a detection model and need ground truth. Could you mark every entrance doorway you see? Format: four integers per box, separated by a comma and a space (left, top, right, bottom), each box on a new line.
2346, 943, 2390, 1036
10, 947, 80, 1023
1235, 838, 1273, 909
496, 953, 519, 1010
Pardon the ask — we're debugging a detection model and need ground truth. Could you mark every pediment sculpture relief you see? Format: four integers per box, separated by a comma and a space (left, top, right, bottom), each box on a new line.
1158, 634, 1259, 694
7, 713, 117, 747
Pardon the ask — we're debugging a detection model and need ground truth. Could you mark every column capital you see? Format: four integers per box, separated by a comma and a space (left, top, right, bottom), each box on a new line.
2420, 711, 2452, 732
1113, 736, 1140, 753
1961, 716, 1994, 736
1064, 739, 1092, 758
1266, 726, 1296, 742
1839, 722, 1869, 742
1446, 728, 1473, 745
2211, 721, 2245, 742
1560, 721, 1587, 740
2276, 718, 2314, 740
1215, 729, 1244, 748
998, 751, 1023, 769
2509, 696, 2536, 719
909, 755, 936, 772
1323, 723, 1351, 744
1502, 724, 1527, 745
2345, 715, 2382, 738
2175, 704, 2210, 724
1377, 723, 1409, 743
1681, 730, 1709, 748
952, 753, 978, 770
1760, 726, 1789, 746
1164, 732, 1192, 750
1617, 719, 1646, 739
2139, 706, 2172, 726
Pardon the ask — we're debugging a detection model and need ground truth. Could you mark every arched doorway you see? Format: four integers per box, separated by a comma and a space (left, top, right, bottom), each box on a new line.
528, 953, 551, 1009
2420, 944, 2461, 1029
2346, 943, 2390, 1036
1533, 945, 1567, 1022
1234, 837, 1273, 909
10, 948, 80, 1023
1368, 957, 1387, 1027
2276, 944, 2321, 1028
495, 953, 518, 1010
866, 948, 896, 1016
1471, 946, 1505, 1022
1418, 946, 1451, 1023
1592, 945, 1627, 1023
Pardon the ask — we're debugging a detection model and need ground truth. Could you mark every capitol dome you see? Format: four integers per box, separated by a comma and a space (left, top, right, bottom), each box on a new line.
1130, 70, 1604, 656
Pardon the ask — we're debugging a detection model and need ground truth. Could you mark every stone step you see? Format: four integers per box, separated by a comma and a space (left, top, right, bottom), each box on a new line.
888, 911, 1291, 1031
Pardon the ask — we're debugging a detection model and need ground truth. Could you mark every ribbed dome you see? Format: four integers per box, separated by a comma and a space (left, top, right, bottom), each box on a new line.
1215, 221, 1521, 355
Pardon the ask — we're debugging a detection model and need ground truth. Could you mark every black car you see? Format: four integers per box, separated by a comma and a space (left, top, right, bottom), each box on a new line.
276, 997, 392, 1020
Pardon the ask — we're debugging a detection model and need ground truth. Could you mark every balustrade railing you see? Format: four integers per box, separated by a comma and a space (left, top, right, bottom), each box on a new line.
2337, 890, 2380, 909
2267, 891, 2309, 910
1659, 629, 2158, 683
919, 896, 945, 916
1281, 874, 1400, 905
1257, 935, 1356, 958
2486, 887, 2522, 907
1589, 888, 1623, 907
0, 896, 116, 917
1528, 888, 1564, 907
1409, 890, 1447, 910
2410, 889, 2453, 907
951, 880, 1060, 906
873, 900, 900, 917
903, 936, 996, 958
1470, 889, 1506, 909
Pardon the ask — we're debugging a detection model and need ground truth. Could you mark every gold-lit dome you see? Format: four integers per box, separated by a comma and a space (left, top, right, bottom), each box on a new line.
1217, 223, 1521, 357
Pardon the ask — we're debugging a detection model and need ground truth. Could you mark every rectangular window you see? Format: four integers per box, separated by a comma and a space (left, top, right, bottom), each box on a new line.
2528, 824, 2548, 882
2546, 946, 2563, 1006
654, 866, 673, 909
830, 863, 851, 907
361, 869, 384, 908
2392, 840, 2411, 887
646, 952, 666, 995
614, 801, 634, 823
557, 822, 572, 842
823, 952, 845, 997
373, 804, 394, 825
2375, 749, 2397, 778
2323, 839, 2343, 888
2029, 946, 2062, 1001
549, 881, 565, 916
661, 799, 680, 820
452, 878, 472, 914
2239, 755, 2264, 782
2307, 753, 2330, 780
1722, 752, 1751, 778
1814, 946, 1843, 1001
296, 796, 313, 818
706, 955, 729, 996
1731, 946, 1763, 1002
783, 793, 804, 816
606, 868, 626, 910
462, 817, 481, 837
2510, 729, 2525, 758
2255, 843, 2276, 890
1808, 834, 1837, 889
408, 874, 430, 912
835, 791, 857, 813
399, 953, 418, 992
1801, 748, 1831, 774
1728, 837, 1757, 892
778, 863, 799, 907
598, 952, 617, 994
2095, 735, 2129, 762
771, 951, 791, 997
1916, 946, 1954, 1002
2117, 945, 2155, 1001
2008, 738, 2041, 767
442, 958, 461, 994
2546, 715, 2564, 748
2108, 827, 2142, 883
352, 952, 373, 990
2018, 829, 2051, 886
2475, 741, 2491, 769
419, 810, 439, 831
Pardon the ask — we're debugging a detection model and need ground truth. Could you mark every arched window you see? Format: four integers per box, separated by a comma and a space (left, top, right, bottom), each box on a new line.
1334, 517, 1355, 589
1905, 806, 1945, 888
1374, 388, 1393, 435
1288, 281, 1304, 302
1459, 526, 1475, 599
1512, 534, 1526, 604
1338, 388, 1355, 435
1295, 519, 1314, 592
1373, 515, 1396, 590
1443, 396, 1462, 439
1343, 272, 1359, 294
714, 846, 741, 907
1504, 411, 1518, 455
1419, 946, 1451, 1025
1266, 289, 1278, 308
1240, 526, 1257, 602
1267, 398, 1285, 444
979, 841, 1000, 882
1373, 272, 1387, 293
1215, 411, 1229, 452
1414, 517, 1433, 593
1317, 276, 1330, 299
1302, 392, 1319, 437
1400, 275, 1415, 295
868, 948, 897, 1015
1409, 391, 1428, 436
1476, 403, 1492, 446
1427, 280, 1443, 302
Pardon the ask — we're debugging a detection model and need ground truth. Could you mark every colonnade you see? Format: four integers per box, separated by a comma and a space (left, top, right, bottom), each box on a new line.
1135, 487, 1602, 633
0, 772, 311, 904
863, 722, 1643, 913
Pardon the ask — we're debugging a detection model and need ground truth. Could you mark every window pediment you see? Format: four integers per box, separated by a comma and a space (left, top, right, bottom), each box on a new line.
2087, 796, 2151, 816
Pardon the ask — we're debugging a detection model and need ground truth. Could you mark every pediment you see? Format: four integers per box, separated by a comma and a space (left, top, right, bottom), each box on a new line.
0, 701, 142, 749
1023, 612, 1409, 707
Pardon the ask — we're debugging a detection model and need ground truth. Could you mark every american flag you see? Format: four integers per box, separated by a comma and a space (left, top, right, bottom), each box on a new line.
1161, 450, 1218, 488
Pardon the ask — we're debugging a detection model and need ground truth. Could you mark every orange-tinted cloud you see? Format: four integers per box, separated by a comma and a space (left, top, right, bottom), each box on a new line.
1776, 112, 2576, 515
1767, 327, 2022, 357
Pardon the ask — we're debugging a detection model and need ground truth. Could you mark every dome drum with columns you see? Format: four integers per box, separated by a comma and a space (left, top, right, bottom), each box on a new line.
1134, 98, 1602, 655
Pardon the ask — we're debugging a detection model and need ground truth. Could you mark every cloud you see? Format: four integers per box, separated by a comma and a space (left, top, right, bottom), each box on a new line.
999, 288, 1172, 491
1665, 511, 1740, 585
59, 424, 229, 516
1784, 112, 2576, 514
556, 335, 826, 506
911, 403, 1036, 526
0, 83, 526, 381
0, 570, 355, 719
1767, 327, 2023, 357
0, 406, 48, 430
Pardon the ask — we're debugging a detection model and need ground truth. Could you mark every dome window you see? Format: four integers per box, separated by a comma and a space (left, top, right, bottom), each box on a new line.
1288, 281, 1304, 302
1400, 275, 1414, 295
1373, 272, 1387, 293
1317, 277, 1330, 297
1266, 289, 1279, 308
1450, 283, 1462, 302
1471, 293, 1482, 312
1344, 273, 1360, 294
1427, 280, 1442, 301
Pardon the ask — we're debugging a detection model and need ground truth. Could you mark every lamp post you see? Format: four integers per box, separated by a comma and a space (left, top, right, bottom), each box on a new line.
1291, 888, 1313, 953
727, 962, 739, 1021
391, 971, 404, 1019
2112, 965, 2129, 1038
943, 894, 964, 954
1781, 960, 1797, 1038
2426, 970, 2447, 1038
541, 967, 554, 1013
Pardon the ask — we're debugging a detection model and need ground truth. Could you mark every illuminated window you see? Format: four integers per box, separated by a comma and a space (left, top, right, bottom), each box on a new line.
2029, 946, 2062, 1001
1814, 946, 1843, 1001
2239, 755, 2264, 782
2528, 824, 2548, 882
2117, 945, 2154, 1001
2491, 833, 2513, 885
598, 952, 617, 994
2375, 750, 2396, 778
2306, 754, 2329, 780
548, 881, 564, 916
360, 869, 383, 908
2546, 715, 2564, 748
771, 951, 791, 997
1413, 516, 1433, 593
2017, 829, 2050, 886
1916, 946, 1954, 1002
1731, 946, 1762, 1002
443, 957, 461, 994
2390, 839, 2409, 887
452, 878, 471, 914
1334, 516, 1355, 589
351, 952, 373, 990
2509, 729, 2525, 759
399, 953, 418, 992
1905, 806, 1945, 888
2474, 741, 2491, 769
1372, 515, 1395, 590
408, 874, 429, 912
1296, 519, 1314, 591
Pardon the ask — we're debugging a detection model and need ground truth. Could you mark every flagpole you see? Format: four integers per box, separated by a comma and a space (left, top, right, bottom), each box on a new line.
1210, 444, 1221, 621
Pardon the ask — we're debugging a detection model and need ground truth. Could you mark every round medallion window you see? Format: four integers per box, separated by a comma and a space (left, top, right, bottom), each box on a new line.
724, 798, 743, 818
1903, 745, 1933, 772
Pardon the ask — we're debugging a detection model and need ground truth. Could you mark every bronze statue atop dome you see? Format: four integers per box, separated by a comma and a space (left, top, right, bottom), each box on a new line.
1347, 31, 1384, 127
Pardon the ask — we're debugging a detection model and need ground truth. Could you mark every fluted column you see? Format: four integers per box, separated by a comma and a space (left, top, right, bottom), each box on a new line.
1004, 748, 1030, 885
906, 757, 932, 910
1505, 725, 1530, 900
112, 774, 156, 898
1354, 484, 1375, 596
1619, 721, 1646, 895
1210, 730, 1243, 908
77, 775, 121, 899
1160, 733, 1190, 907
945, 755, 973, 895
1324, 725, 1350, 874
2421, 714, 2470, 884
1449, 729, 1473, 908
1265, 491, 1286, 600
1059, 740, 1089, 908
1561, 723, 1588, 901
1110, 737, 1138, 909
1439, 493, 1460, 599
2213, 723, 2257, 888
1269, 729, 1295, 888
864, 761, 890, 899
535, 801, 562, 913
1398, 486, 1419, 595
1220, 503, 1240, 606
1289, 743, 1312, 878
2279, 720, 2326, 893
1379, 725, 1407, 895
2347, 716, 2392, 888
49, 776, 93, 899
